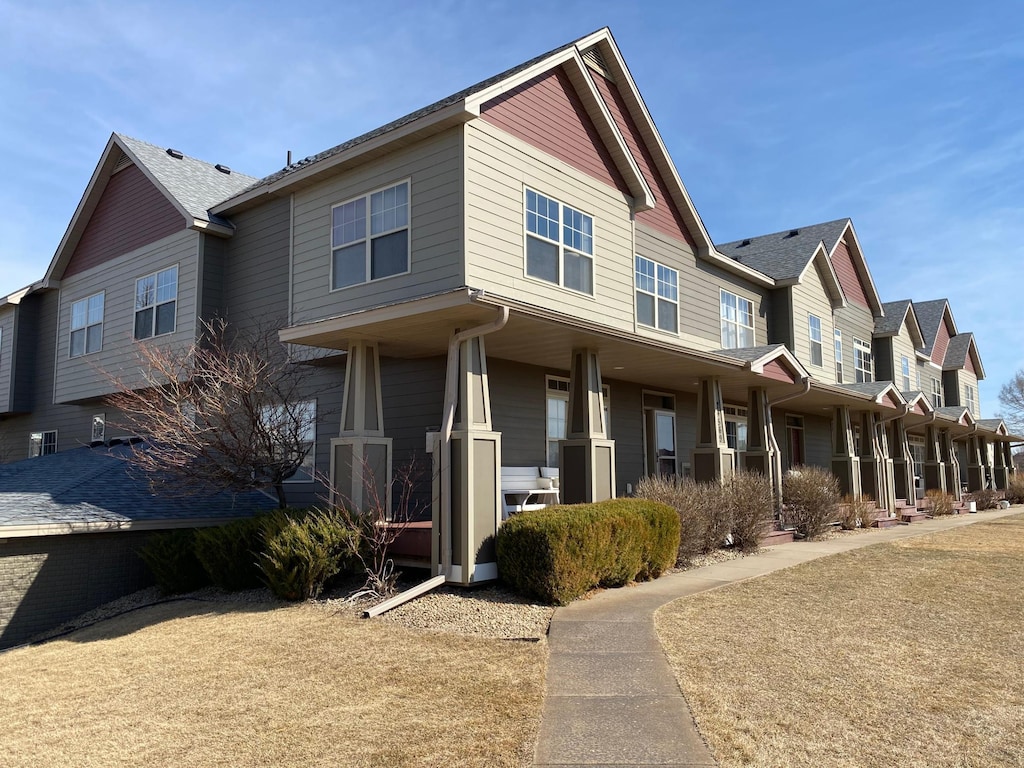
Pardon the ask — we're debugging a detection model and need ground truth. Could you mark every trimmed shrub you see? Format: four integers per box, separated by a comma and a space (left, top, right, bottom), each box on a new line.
258, 508, 360, 601
838, 494, 876, 529
1005, 476, 1024, 505
138, 529, 210, 595
967, 488, 999, 511
728, 471, 774, 553
783, 466, 840, 539
925, 489, 955, 517
496, 499, 679, 605
193, 516, 268, 591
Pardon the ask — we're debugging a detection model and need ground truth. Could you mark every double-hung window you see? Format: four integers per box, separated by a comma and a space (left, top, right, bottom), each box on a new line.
964, 383, 977, 414
332, 181, 410, 290
901, 356, 912, 391
808, 314, 823, 367
720, 290, 754, 348
135, 266, 177, 340
834, 329, 844, 383
70, 292, 104, 357
29, 431, 57, 457
931, 379, 943, 408
635, 256, 678, 333
853, 338, 873, 383
525, 189, 593, 295
546, 376, 610, 466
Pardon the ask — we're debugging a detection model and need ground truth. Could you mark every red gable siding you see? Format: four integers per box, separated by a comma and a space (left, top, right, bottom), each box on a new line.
932, 318, 952, 366
884, 392, 902, 409
590, 73, 697, 248
964, 343, 978, 375
830, 240, 869, 308
64, 164, 184, 278
761, 359, 797, 384
481, 67, 630, 196
912, 401, 927, 415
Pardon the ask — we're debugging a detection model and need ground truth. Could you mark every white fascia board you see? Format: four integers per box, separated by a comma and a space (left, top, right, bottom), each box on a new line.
190, 218, 234, 237
746, 345, 810, 380
704, 248, 776, 287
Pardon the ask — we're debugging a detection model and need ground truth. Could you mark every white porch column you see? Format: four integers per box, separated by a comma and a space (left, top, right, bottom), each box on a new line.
890, 418, 916, 502
941, 430, 961, 499
831, 405, 861, 498
691, 377, 734, 483
331, 341, 392, 513
966, 434, 986, 492
559, 348, 615, 504
923, 422, 946, 494
858, 411, 895, 512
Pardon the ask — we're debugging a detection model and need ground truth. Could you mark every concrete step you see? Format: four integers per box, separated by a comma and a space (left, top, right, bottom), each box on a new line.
760, 528, 796, 546
871, 517, 901, 529
900, 510, 930, 523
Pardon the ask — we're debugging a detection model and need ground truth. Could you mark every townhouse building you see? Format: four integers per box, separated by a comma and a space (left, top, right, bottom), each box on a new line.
1, 27, 1017, 587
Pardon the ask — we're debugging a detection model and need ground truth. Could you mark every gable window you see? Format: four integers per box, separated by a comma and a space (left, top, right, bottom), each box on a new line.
525, 189, 593, 295
29, 430, 57, 457
964, 383, 977, 414
901, 356, 912, 391
635, 256, 678, 333
834, 329, 844, 383
70, 292, 104, 357
854, 338, 873, 383
332, 181, 410, 290
808, 314, 823, 367
931, 378, 943, 408
720, 290, 754, 348
546, 376, 610, 467
135, 266, 178, 340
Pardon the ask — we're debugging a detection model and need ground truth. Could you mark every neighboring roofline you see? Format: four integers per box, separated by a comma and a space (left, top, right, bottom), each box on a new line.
876, 299, 925, 347
0, 515, 255, 540
902, 391, 935, 414
780, 242, 847, 309
943, 332, 986, 380
828, 220, 884, 316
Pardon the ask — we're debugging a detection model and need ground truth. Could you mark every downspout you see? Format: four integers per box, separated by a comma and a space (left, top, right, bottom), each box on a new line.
364, 298, 509, 619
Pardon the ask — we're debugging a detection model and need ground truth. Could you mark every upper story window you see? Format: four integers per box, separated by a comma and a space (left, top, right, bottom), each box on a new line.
854, 338, 872, 383
635, 256, 678, 333
29, 430, 57, 457
70, 292, 104, 357
931, 378, 943, 408
964, 383, 977, 414
135, 266, 178, 340
808, 314, 823, 367
834, 329, 844, 383
525, 189, 593, 295
720, 290, 754, 348
901, 356, 912, 391
332, 181, 410, 290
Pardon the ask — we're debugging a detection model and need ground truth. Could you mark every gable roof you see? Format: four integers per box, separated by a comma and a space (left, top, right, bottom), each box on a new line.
934, 405, 976, 426
0, 443, 274, 534
714, 343, 810, 381
943, 332, 985, 378
875, 299, 925, 347
912, 299, 958, 358
717, 219, 851, 281
43, 134, 258, 283
837, 380, 907, 406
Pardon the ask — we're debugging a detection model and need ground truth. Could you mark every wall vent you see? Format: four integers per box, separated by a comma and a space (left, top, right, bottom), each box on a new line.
581, 46, 613, 80
111, 148, 133, 174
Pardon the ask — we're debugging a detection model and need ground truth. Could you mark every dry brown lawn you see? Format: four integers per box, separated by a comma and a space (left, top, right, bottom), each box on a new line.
0, 599, 546, 767
656, 513, 1024, 768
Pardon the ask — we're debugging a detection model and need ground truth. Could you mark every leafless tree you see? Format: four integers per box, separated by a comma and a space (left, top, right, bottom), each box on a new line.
998, 369, 1024, 435
106, 317, 319, 508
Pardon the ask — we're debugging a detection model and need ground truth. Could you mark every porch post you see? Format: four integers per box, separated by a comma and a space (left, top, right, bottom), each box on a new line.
890, 419, 916, 501
691, 377, 734, 483
744, 387, 782, 512
993, 440, 1010, 490
923, 422, 946, 494
831, 405, 861, 498
966, 433, 985, 492
330, 341, 392, 512
859, 411, 893, 511
559, 348, 615, 504
941, 430, 961, 500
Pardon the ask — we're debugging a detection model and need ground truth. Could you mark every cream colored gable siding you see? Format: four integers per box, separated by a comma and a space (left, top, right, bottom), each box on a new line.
637, 225, 768, 350
290, 129, 463, 325
0, 306, 13, 413
464, 120, 635, 330
790, 261, 835, 377
54, 229, 200, 404
914, 359, 942, 398
891, 322, 918, 388
834, 303, 875, 383
956, 368, 980, 413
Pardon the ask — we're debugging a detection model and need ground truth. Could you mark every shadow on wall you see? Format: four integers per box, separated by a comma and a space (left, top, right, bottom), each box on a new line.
0, 531, 156, 649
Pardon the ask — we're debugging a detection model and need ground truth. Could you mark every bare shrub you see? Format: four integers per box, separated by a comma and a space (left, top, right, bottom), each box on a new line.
925, 489, 955, 517
838, 494, 876, 529
782, 466, 840, 539
1005, 476, 1024, 505
967, 488, 999, 511
728, 471, 774, 553
635, 476, 733, 564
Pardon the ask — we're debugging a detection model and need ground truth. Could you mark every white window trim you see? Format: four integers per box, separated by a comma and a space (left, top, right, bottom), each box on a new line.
720, 289, 755, 349
29, 430, 58, 458
808, 314, 823, 367
634, 255, 679, 334
853, 338, 873, 383
261, 400, 317, 484
931, 378, 943, 408
91, 414, 106, 443
546, 376, 610, 466
69, 291, 105, 358
134, 265, 179, 340
522, 187, 596, 298
834, 329, 844, 383
901, 355, 912, 392
964, 383, 977, 414
329, 179, 412, 292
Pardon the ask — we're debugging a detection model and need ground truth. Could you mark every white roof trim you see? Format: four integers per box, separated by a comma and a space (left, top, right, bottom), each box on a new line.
828, 220, 884, 316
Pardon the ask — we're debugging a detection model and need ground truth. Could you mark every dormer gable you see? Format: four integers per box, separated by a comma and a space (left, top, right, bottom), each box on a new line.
912, 299, 959, 365
943, 332, 985, 379
825, 221, 883, 317
875, 299, 925, 347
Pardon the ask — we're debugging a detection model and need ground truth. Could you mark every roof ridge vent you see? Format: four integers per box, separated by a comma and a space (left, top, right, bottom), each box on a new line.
166, 148, 184, 159
581, 45, 613, 80
215, 164, 231, 174
785, 229, 799, 238
740, 238, 751, 246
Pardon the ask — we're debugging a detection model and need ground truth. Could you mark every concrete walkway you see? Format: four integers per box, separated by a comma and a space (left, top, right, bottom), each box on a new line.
533, 507, 1022, 767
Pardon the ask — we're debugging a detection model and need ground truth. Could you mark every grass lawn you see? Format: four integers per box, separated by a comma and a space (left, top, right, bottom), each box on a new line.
0, 598, 546, 767
656, 512, 1024, 768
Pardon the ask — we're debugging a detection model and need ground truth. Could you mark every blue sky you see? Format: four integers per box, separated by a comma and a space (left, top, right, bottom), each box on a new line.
1, 0, 1022, 417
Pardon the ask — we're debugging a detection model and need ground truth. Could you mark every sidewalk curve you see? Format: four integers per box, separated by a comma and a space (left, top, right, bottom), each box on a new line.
533, 506, 1023, 767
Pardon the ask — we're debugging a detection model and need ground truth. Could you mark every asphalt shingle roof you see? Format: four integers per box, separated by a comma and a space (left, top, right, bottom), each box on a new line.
716, 219, 850, 281
876, 299, 913, 336
117, 134, 259, 228
934, 405, 970, 422
838, 381, 894, 399
943, 332, 976, 370
0, 443, 275, 529
911, 299, 949, 357
714, 344, 790, 363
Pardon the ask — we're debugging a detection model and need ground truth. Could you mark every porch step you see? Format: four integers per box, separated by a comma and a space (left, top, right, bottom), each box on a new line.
760, 528, 796, 546
899, 510, 930, 523
871, 517, 901, 529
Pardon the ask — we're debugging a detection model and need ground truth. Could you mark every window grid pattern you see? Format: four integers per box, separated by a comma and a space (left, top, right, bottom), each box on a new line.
720, 290, 754, 349
901, 356, 912, 391
135, 266, 177, 340
964, 384, 977, 414
835, 329, 844, 383
546, 376, 609, 467
808, 314, 823, 367
854, 338, 873, 383
71, 292, 104, 357
635, 256, 678, 333
29, 431, 57, 457
332, 182, 409, 289
525, 189, 594, 295
931, 378, 943, 408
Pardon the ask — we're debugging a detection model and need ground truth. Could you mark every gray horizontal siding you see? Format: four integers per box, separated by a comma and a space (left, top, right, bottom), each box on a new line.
53, 229, 201, 404
790, 260, 836, 378
835, 303, 875, 384
223, 196, 292, 326
0, 306, 14, 413
291, 130, 463, 326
